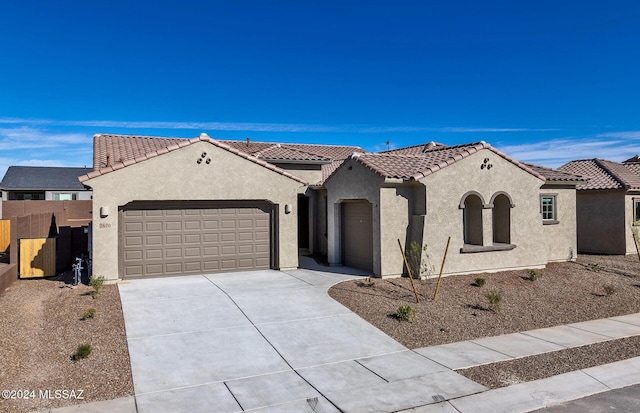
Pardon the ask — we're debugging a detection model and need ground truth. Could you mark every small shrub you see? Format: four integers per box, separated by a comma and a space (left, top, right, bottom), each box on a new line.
361, 276, 376, 288
588, 263, 605, 272
73, 344, 92, 360
396, 305, 417, 322
82, 307, 96, 320
90, 275, 106, 298
474, 277, 486, 287
528, 269, 542, 281
603, 284, 616, 296
485, 290, 503, 312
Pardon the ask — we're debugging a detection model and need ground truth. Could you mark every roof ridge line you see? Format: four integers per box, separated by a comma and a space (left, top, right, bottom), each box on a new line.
594, 158, 630, 189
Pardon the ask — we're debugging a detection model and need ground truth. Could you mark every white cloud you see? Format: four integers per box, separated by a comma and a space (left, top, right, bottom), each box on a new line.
0, 126, 90, 150
498, 135, 640, 168
0, 117, 557, 135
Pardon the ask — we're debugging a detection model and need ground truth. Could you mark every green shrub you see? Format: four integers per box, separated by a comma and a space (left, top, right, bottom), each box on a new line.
485, 290, 503, 312
603, 284, 616, 296
474, 277, 486, 287
588, 263, 605, 272
73, 344, 92, 360
82, 307, 96, 320
90, 275, 106, 298
396, 305, 417, 322
528, 269, 542, 281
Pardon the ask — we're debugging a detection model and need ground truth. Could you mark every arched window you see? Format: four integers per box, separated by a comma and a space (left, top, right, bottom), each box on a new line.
492, 194, 512, 244
463, 194, 483, 245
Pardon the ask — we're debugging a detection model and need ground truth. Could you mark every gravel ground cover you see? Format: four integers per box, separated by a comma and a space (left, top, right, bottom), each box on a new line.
0, 275, 133, 413
329, 254, 640, 348
329, 254, 640, 387
458, 335, 640, 388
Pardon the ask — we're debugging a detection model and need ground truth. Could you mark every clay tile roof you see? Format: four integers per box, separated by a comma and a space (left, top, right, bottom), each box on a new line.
348, 142, 545, 181
522, 163, 587, 183
379, 141, 447, 156
623, 155, 640, 164
92, 134, 185, 170
559, 159, 640, 190
252, 145, 331, 163
81, 134, 307, 185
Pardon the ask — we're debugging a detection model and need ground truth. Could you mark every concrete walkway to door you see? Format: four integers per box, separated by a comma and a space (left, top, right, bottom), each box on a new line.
117, 259, 486, 412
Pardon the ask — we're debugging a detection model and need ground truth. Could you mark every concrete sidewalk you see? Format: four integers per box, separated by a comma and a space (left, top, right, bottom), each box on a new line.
35, 263, 640, 413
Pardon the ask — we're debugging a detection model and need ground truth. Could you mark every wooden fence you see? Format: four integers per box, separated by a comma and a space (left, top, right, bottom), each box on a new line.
19, 238, 56, 278
0, 220, 10, 252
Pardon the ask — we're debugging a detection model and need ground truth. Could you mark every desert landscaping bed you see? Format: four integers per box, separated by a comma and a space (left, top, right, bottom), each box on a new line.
329, 254, 640, 387
0, 275, 133, 413
458, 335, 640, 388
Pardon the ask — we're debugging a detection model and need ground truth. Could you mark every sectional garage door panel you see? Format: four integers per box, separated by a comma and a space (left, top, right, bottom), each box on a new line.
122, 205, 270, 278
341, 201, 374, 273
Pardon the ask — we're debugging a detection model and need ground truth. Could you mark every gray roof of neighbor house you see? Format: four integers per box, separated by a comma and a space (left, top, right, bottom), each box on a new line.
89, 134, 362, 185
559, 159, 640, 190
0, 166, 91, 190
339, 142, 548, 181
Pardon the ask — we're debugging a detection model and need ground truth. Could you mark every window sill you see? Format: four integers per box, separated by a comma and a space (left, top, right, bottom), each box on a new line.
543, 220, 559, 225
460, 243, 517, 254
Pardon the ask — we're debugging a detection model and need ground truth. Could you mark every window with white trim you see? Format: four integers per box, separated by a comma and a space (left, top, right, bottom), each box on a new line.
541, 194, 557, 223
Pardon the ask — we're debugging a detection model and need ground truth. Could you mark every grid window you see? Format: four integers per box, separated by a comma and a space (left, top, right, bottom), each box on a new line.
541, 195, 556, 221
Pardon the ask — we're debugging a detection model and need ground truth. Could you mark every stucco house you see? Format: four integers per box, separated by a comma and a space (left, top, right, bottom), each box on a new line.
559, 158, 640, 254
80, 134, 583, 282
323, 142, 584, 277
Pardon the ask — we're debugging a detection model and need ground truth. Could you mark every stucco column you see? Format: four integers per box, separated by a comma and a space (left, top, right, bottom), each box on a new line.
482, 207, 493, 246
327, 202, 342, 266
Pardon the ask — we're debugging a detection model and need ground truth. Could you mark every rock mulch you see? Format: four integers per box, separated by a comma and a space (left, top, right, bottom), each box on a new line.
328, 254, 640, 387
0, 276, 133, 413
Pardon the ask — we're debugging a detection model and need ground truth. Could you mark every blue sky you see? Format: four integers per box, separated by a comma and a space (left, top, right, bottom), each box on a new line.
1, 1, 639, 177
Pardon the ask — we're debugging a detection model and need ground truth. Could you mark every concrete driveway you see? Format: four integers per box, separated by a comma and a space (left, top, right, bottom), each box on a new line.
118, 262, 485, 412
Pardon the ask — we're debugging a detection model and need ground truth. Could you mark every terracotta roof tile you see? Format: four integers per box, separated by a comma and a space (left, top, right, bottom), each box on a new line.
80, 134, 308, 185
624, 155, 640, 164
379, 141, 447, 155
559, 159, 640, 190
346, 142, 545, 181
252, 145, 331, 163
522, 163, 586, 183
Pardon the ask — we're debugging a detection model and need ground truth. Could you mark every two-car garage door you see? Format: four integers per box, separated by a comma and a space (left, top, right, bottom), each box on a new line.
121, 202, 271, 278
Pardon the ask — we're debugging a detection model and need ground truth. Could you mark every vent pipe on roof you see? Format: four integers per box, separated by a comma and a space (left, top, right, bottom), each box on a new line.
246, 137, 250, 148
106, 154, 111, 167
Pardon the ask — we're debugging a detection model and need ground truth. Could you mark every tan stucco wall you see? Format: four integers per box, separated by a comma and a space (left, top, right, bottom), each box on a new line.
379, 185, 412, 277
575, 190, 626, 254
84, 141, 304, 281
325, 158, 384, 275
274, 163, 323, 185
541, 185, 578, 262
420, 149, 547, 276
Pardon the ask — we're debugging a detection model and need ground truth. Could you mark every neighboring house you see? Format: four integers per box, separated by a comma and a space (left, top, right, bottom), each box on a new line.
559, 158, 640, 254
80, 133, 583, 282
0, 166, 92, 201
